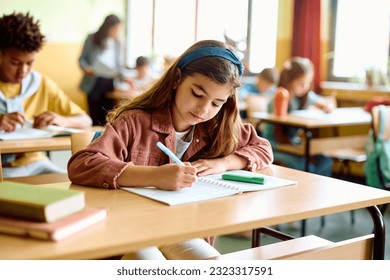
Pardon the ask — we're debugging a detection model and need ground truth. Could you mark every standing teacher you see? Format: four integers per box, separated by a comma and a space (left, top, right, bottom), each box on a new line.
79, 14, 132, 125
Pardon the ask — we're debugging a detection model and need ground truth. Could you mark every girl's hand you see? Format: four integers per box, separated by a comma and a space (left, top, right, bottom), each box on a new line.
0, 112, 25, 132
155, 163, 197, 191
191, 158, 227, 177
33, 111, 65, 128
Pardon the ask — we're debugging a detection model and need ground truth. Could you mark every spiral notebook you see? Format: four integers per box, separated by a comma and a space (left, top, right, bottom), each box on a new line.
121, 170, 297, 206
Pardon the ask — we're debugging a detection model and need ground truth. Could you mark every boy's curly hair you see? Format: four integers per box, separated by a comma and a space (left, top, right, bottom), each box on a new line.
0, 12, 45, 52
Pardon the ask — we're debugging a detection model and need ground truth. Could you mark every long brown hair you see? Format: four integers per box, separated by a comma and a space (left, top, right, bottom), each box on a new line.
92, 14, 121, 49
108, 40, 243, 158
278, 57, 314, 110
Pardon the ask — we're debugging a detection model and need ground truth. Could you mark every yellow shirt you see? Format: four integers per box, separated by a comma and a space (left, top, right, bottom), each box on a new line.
0, 73, 87, 166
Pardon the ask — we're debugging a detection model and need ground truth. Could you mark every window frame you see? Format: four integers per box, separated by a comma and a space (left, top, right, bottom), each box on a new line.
125, 0, 278, 74
327, 0, 390, 82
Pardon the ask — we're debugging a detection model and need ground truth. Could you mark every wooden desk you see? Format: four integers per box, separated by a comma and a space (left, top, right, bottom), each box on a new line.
0, 126, 104, 154
0, 137, 71, 154
0, 165, 389, 260
321, 81, 390, 107
252, 107, 372, 171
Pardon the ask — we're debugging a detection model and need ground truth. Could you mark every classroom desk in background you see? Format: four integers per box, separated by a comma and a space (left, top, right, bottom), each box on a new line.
252, 107, 372, 172
0, 164, 389, 260
0, 126, 104, 154
321, 81, 390, 107
0, 136, 71, 154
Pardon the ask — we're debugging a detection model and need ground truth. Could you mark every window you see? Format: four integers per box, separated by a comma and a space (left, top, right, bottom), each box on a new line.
329, 0, 390, 82
126, 0, 278, 74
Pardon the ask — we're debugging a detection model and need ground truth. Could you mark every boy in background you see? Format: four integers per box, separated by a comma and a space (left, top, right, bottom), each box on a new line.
0, 12, 92, 178
239, 67, 278, 118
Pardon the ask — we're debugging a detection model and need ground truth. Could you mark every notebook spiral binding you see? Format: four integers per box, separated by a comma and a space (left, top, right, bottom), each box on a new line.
198, 177, 242, 192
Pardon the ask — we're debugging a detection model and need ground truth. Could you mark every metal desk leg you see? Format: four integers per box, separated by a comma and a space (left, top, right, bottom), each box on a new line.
252, 229, 260, 247
367, 205, 386, 260
300, 219, 306, 237
304, 129, 312, 172
300, 129, 314, 237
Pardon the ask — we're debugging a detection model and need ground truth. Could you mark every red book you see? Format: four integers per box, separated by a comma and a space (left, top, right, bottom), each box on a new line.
0, 207, 107, 241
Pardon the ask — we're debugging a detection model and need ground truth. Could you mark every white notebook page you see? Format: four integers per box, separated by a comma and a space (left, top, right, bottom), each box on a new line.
121, 170, 297, 206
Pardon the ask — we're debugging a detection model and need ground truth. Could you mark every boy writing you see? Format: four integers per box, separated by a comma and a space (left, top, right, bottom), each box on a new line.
0, 12, 92, 178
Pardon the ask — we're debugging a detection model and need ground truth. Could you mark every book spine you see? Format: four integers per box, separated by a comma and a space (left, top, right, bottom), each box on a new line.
0, 201, 46, 222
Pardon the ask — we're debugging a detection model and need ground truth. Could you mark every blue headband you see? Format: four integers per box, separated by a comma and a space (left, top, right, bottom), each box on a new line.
177, 46, 244, 76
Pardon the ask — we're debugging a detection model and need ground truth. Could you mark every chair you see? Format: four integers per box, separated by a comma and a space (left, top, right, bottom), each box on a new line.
70, 131, 100, 155
320, 94, 366, 182
71, 130, 104, 154
323, 136, 367, 182
244, 95, 271, 135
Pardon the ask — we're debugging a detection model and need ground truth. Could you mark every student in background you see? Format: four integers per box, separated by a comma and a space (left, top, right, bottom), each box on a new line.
133, 56, 157, 90
0, 12, 92, 178
120, 56, 159, 99
68, 40, 273, 259
239, 67, 278, 118
241, 67, 278, 97
263, 57, 334, 176
79, 14, 134, 125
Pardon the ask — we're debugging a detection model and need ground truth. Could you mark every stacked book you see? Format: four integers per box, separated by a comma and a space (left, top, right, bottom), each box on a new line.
0, 181, 107, 241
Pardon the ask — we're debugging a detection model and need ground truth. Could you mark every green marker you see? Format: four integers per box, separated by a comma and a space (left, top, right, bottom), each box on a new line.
222, 173, 265, 184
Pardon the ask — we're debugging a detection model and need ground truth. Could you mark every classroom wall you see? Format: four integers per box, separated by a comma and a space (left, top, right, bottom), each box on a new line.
275, 0, 293, 70
275, 0, 331, 83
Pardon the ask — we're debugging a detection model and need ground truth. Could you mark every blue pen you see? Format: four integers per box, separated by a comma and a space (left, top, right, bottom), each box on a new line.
156, 141, 185, 166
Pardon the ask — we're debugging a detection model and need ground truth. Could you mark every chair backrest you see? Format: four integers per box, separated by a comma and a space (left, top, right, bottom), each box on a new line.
70, 131, 103, 155
245, 95, 270, 117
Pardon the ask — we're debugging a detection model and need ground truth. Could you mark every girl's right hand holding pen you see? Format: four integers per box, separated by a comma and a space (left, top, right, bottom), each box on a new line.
117, 163, 198, 191
156, 163, 198, 191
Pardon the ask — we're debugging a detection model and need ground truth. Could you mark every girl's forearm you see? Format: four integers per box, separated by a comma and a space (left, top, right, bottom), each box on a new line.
117, 164, 197, 190
222, 153, 248, 170
117, 165, 159, 187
